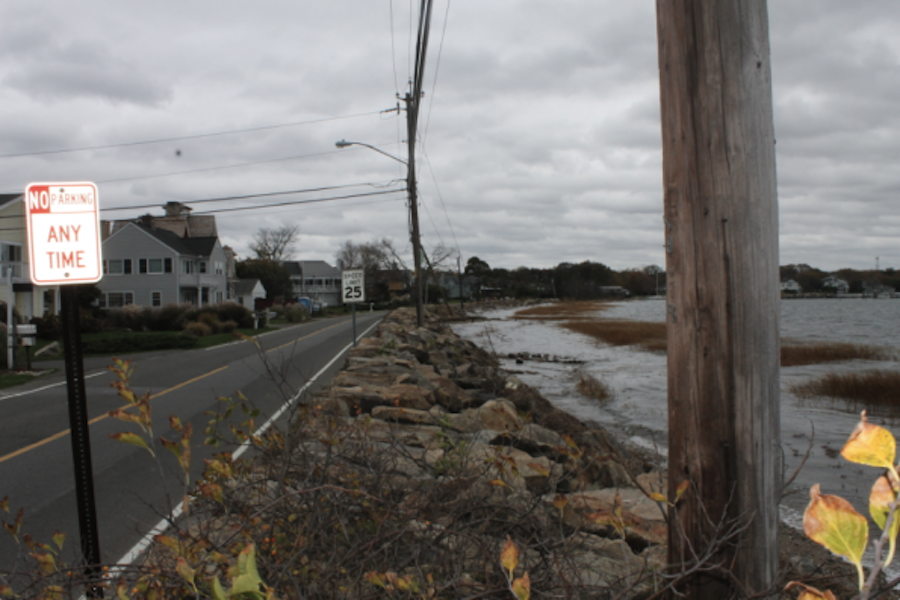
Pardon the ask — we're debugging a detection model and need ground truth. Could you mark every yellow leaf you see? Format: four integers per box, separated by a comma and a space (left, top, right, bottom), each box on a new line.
0, 496, 8, 513
511, 572, 531, 600
527, 462, 550, 477
784, 581, 837, 599
870, 474, 900, 567
553, 494, 568, 516
31, 551, 56, 574
364, 571, 387, 589
109, 432, 155, 457
804, 484, 867, 589
650, 492, 668, 503
230, 544, 265, 596
488, 479, 510, 488
0, 584, 15, 597
841, 410, 896, 469
674, 480, 689, 504
501, 537, 519, 578
52, 531, 65, 551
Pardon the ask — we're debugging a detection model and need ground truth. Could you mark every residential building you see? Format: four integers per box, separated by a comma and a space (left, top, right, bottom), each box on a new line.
0, 193, 60, 318
283, 260, 341, 307
99, 203, 233, 307
822, 276, 850, 294
233, 278, 266, 310
780, 279, 803, 294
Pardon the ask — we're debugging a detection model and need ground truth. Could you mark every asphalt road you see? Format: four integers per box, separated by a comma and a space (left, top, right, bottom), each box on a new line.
0, 311, 384, 571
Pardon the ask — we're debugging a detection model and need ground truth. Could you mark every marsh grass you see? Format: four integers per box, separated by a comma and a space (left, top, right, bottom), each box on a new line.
563, 319, 668, 352
513, 301, 609, 321
791, 370, 900, 417
576, 372, 613, 404
780, 342, 893, 367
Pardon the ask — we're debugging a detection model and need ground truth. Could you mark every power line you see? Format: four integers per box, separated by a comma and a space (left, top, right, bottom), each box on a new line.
100, 182, 402, 213
189, 189, 405, 215
0, 110, 384, 159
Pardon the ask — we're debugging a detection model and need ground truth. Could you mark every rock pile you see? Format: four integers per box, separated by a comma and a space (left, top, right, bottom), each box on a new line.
302, 307, 668, 596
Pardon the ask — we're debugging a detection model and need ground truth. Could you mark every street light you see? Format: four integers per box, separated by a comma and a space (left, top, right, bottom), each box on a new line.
335, 139, 424, 327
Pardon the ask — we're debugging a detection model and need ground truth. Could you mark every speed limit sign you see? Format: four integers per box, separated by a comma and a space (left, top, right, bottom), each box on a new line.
342, 269, 365, 303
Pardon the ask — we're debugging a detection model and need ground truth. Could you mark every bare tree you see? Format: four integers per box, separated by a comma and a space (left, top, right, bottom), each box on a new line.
250, 225, 300, 261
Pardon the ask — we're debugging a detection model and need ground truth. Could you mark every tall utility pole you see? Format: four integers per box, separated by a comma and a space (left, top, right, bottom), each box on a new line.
656, 1, 780, 598
404, 89, 425, 328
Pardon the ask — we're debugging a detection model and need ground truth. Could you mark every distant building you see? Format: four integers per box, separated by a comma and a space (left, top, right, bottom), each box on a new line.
598, 286, 630, 298
780, 279, 802, 294
822, 276, 849, 294
99, 202, 235, 307
283, 260, 341, 307
233, 279, 266, 309
0, 193, 60, 318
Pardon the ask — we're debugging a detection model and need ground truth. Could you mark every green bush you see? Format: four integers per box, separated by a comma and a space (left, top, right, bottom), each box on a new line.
105, 304, 146, 331
31, 315, 62, 340
147, 303, 194, 331
212, 302, 254, 328
81, 331, 197, 353
220, 320, 237, 333
198, 311, 222, 332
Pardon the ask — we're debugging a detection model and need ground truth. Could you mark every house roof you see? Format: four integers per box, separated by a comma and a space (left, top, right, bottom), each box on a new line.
234, 278, 264, 295
113, 222, 219, 257
0, 194, 22, 208
283, 260, 340, 278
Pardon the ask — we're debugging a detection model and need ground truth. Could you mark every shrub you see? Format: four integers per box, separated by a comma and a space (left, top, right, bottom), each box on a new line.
220, 320, 237, 333
81, 331, 197, 353
148, 303, 195, 331
576, 372, 613, 404
212, 302, 254, 328
283, 303, 308, 323
31, 315, 62, 340
183, 321, 213, 338
198, 311, 222, 333
105, 304, 147, 331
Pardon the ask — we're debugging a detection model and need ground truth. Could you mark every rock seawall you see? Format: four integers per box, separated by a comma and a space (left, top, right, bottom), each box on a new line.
301, 307, 667, 596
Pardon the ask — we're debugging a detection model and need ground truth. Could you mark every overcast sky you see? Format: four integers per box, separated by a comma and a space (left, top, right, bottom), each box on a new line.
2, 2, 898, 272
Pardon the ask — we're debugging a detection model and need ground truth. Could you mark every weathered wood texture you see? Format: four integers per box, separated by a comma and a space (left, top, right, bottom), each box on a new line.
656, 1, 781, 597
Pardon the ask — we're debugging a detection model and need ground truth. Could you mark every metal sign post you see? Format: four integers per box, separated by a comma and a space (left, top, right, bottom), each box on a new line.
24, 182, 103, 596
341, 269, 365, 346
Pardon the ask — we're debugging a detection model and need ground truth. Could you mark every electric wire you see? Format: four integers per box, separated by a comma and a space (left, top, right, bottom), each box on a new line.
421, 0, 451, 148
100, 182, 402, 213
0, 110, 384, 159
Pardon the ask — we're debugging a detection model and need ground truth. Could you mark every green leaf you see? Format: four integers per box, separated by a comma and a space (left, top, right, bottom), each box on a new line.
109, 432, 155, 456
230, 544, 265, 596
804, 484, 867, 589
52, 531, 65, 551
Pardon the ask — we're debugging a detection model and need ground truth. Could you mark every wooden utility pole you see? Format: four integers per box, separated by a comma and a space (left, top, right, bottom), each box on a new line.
656, 1, 781, 597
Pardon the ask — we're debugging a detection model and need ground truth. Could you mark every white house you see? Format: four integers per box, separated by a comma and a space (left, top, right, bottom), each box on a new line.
99, 203, 234, 307
233, 279, 266, 309
822, 276, 850, 294
0, 193, 60, 318
780, 279, 803, 293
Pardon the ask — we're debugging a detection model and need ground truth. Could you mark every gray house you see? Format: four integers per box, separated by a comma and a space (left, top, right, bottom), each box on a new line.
283, 260, 341, 307
98, 222, 230, 308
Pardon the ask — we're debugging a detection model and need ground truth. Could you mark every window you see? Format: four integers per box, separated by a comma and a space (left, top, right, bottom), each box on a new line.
105, 259, 131, 275
139, 259, 168, 274
100, 292, 134, 308
215, 261, 225, 275
199, 261, 207, 274
215, 292, 223, 303
183, 260, 194, 274
151, 291, 162, 307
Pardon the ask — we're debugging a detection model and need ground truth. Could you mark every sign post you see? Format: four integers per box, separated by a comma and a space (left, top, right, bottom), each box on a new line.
24, 182, 103, 596
341, 269, 365, 346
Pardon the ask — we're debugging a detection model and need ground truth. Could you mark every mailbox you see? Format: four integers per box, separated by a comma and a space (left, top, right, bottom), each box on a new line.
16, 324, 37, 347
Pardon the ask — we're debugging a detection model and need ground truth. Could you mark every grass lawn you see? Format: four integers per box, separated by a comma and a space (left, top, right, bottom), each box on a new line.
0, 369, 57, 389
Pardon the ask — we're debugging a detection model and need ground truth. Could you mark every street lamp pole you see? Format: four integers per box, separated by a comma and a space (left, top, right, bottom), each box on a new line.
335, 137, 425, 328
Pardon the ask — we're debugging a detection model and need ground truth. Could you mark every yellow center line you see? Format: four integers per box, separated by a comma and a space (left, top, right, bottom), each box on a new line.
0, 318, 354, 465
265, 319, 346, 353
0, 366, 229, 465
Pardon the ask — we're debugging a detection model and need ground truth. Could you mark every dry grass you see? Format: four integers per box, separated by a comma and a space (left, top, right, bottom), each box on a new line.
563, 319, 668, 353
791, 370, 900, 416
781, 342, 893, 367
576, 372, 613, 404
513, 301, 610, 321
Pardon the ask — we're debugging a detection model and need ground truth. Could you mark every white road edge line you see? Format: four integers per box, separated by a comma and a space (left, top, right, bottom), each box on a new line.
0, 371, 106, 402
108, 317, 383, 576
